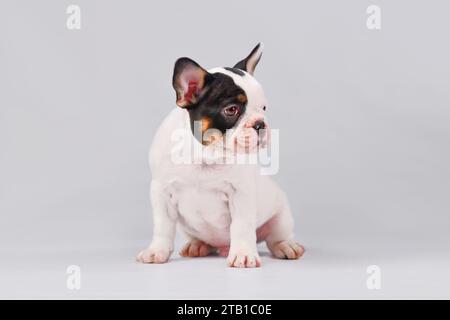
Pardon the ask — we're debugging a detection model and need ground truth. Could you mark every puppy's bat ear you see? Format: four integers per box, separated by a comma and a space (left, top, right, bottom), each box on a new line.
233, 42, 264, 75
172, 57, 209, 108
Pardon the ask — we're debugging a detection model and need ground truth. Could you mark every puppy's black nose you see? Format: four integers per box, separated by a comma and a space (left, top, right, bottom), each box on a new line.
252, 120, 266, 131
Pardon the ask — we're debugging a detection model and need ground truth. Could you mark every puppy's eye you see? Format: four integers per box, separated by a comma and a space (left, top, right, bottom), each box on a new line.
224, 105, 240, 116
263, 106, 266, 111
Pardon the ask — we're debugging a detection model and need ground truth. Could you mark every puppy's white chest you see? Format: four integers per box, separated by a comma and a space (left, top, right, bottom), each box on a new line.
172, 179, 233, 246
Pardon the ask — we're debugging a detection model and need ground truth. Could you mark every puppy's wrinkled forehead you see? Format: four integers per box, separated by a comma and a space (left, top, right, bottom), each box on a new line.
171, 43, 265, 140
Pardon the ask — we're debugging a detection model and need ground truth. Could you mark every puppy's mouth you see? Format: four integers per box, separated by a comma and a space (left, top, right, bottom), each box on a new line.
236, 131, 258, 150
200, 127, 269, 153
234, 127, 268, 152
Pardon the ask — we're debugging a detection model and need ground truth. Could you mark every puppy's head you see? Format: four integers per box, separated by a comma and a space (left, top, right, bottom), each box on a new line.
172, 43, 268, 153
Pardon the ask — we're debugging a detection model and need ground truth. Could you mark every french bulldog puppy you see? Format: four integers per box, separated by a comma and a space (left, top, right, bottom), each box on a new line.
137, 43, 304, 268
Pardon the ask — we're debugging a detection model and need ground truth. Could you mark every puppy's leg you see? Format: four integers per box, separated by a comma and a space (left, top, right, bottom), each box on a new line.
265, 192, 304, 260
179, 239, 213, 257
227, 186, 261, 268
137, 180, 177, 264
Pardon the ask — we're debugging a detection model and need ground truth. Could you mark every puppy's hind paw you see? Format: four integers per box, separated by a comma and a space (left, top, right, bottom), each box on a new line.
268, 240, 304, 260
179, 240, 212, 257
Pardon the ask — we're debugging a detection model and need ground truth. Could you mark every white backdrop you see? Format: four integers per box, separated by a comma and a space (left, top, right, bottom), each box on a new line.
1, 0, 449, 298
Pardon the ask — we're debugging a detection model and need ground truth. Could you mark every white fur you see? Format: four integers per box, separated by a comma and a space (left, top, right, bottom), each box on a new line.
137, 68, 302, 267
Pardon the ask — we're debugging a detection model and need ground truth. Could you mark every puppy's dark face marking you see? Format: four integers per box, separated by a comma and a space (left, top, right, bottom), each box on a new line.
187, 72, 247, 141
172, 44, 264, 145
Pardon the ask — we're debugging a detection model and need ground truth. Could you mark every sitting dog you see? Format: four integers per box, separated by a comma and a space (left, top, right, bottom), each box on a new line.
137, 43, 304, 267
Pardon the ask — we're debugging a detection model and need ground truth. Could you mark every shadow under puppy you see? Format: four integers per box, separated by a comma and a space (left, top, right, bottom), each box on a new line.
137, 43, 304, 267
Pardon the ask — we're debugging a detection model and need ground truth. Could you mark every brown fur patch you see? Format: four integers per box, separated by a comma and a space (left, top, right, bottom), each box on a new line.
201, 117, 223, 146
201, 117, 212, 134
237, 93, 247, 103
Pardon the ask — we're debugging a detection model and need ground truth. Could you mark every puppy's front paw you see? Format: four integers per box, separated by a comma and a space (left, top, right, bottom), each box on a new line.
227, 249, 261, 268
136, 247, 171, 264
